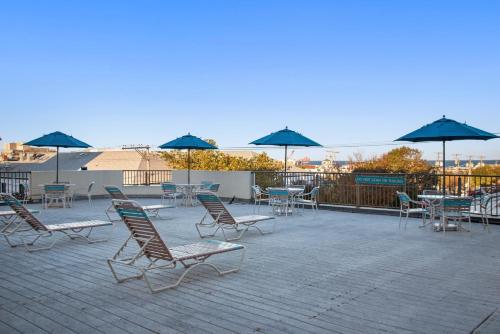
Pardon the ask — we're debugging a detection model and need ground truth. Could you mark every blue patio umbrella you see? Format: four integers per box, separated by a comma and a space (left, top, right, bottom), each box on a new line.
159, 133, 217, 184
395, 116, 498, 193
250, 127, 322, 182
24, 131, 91, 183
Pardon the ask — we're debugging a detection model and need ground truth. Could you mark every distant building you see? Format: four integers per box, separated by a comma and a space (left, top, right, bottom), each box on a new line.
1, 142, 54, 162
0, 149, 170, 172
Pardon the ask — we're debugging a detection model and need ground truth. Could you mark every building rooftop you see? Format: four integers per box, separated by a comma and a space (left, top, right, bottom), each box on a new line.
1, 198, 499, 333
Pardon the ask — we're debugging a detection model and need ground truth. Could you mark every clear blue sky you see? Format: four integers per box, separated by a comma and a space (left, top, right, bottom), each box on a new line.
1, 0, 499, 161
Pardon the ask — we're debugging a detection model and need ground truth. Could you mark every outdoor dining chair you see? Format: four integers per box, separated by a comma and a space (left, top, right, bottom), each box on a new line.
108, 199, 245, 293
43, 184, 68, 209
435, 197, 473, 233
396, 191, 430, 230
207, 183, 220, 193
200, 181, 213, 190
470, 193, 500, 233
160, 182, 184, 207
251, 185, 269, 212
294, 186, 320, 212
268, 188, 292, 216
87, 181, 95, 207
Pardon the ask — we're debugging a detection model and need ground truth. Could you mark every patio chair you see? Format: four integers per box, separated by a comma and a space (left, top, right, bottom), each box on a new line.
87, 181, 95, 207
160, 182, 183, 207
435, 197, 473, 233
207, 183, 220, 193
470, 193, 500, 233
200, 181, 213, 190
268, 188, 292, 216
294, 186, 320, 212
43, 184, 67, 208
251, 185, 269, 212
196, 192, 275, 241
107, 199, 245, 293
0, 193, 112, 252
104, 185, 174, 220
396, 191, 430, 230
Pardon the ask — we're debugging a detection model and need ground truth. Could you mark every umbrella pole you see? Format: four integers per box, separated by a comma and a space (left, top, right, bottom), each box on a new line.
442, 140, 446, 195
188, 148, 191, 185
56, 146, 59, 183
284, 145, 288, 186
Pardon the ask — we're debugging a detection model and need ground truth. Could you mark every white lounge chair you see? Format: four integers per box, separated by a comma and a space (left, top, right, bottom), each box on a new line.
107, 199, 245, 293
104, 185, 174, 220
196, 191, 275, 241
0, 193, 112, 252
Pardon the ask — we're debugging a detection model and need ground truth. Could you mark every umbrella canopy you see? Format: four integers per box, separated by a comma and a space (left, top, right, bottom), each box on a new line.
24, 131, 91, 183
396, 116, 498, 142
250, 127, 321, 185
395, 116, 498, 194
250, 127, 321, 147
158, 133, 217, 184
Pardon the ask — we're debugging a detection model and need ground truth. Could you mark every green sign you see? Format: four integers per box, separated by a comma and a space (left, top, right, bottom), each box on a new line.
355, 175, 406, 186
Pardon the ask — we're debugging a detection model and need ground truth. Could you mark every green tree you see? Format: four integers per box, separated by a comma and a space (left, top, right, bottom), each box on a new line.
352, 146, 432, 173
160, 139, 282, 171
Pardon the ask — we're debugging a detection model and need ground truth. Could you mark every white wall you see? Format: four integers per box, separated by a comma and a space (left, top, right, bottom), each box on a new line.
30, 170, 122, 199
29, 170, 254, 200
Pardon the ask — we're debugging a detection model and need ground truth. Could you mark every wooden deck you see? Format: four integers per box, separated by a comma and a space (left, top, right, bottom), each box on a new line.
1, 198, 499, 334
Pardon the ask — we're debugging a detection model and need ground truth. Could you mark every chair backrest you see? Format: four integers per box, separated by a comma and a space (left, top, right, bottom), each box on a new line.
44, 184, 66, 194
0, 193, 47, 231
442, 197, 472, 213
396, 191, 411, 205
310, 186, 320, 199
112, 199, 173, 260
268, 188, 290, 200
88, 181, 95, 194
196, 192, 237, 225
160, 182, 177, 194
200, 181, 213, 190
104, 185, 128, 200
208, 183, 220, 192
251, 185, 262, 197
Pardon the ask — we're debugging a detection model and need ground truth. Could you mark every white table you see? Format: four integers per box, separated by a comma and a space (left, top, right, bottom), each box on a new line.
175, 184, 203, 206
417, 194, 464, 231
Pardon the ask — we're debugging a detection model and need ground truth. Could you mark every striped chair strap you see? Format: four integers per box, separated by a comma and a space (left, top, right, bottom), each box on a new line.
0, 193, 47, 231
113, 200, 173, 260
105, 186, 128, 200
196, 192, 236, 225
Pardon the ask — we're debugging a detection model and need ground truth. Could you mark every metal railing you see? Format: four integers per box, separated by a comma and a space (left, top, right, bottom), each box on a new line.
0, 171, 31, 198
253, 171, 500, 215
123, 170, 172, 186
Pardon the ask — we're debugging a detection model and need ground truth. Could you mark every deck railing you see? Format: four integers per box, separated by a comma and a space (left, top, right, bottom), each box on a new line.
253, 171, 500, 215
122, 170, 172, 186
0, 171, 31, 198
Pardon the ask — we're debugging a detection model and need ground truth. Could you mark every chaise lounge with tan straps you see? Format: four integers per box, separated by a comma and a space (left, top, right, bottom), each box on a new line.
196, 191, 275, 241
107, 199, 245, 293
104, 185, 174, 220
0, 193, 112, 252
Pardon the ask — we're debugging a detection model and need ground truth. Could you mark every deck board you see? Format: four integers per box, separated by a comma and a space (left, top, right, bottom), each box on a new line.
1, 198, 499, 334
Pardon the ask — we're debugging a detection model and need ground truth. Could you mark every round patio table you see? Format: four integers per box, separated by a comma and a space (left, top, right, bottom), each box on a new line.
176, 184, 203, 206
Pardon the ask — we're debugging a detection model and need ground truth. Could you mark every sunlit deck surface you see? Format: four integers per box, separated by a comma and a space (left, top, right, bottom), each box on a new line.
1, 198, 499, 334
